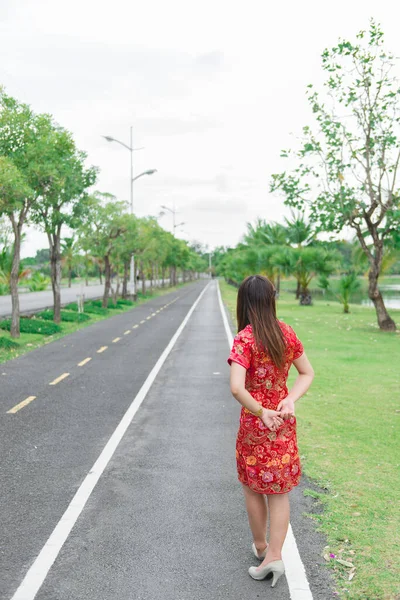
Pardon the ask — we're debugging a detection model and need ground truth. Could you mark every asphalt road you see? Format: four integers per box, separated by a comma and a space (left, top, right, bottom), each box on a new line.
0, 279, 181, 317
0, 280, 335, 600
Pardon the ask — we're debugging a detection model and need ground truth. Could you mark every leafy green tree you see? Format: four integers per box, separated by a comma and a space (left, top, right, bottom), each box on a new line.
0, 148, 33, 337
271, 21, 399, 330
78, 193, 126, 307
30, 124, 97, 322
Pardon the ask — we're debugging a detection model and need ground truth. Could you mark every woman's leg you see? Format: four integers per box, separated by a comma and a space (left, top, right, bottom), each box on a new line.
242, 484, 268, 553
259, 493, 290, 566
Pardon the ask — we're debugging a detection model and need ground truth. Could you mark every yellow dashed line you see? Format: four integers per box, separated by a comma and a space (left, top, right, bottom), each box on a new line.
151, 313, 157, 317
112, 337, 121, 343
124, 330, 131, 335
146, 316, 151, 320
7, 396, 37, 414
50, 373, 70, 385
97, 346, 108, 354
78, 357, 92, 367
140, 320, 146, 324
133, 325, 139, 329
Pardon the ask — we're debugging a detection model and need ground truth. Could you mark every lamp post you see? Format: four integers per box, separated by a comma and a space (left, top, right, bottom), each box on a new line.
102, 126, 157, 298
160, 203, 185, 236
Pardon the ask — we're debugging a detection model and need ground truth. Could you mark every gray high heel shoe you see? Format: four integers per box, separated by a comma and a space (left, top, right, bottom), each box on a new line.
251, 542, 268, 560
248, 559, 285, 587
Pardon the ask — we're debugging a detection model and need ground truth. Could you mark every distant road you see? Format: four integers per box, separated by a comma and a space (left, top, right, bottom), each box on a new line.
0, 280, 177, 318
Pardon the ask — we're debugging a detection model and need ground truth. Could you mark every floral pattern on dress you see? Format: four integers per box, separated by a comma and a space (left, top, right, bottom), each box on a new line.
228, 321, 304, 494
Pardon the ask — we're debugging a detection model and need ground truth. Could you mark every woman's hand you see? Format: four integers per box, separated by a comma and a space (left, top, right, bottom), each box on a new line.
261, 408, 284, 431
276, 397, 295, 420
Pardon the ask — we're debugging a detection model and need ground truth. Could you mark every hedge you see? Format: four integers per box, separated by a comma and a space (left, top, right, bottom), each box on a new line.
0, 318, 62, 335
37, 310, 91, 323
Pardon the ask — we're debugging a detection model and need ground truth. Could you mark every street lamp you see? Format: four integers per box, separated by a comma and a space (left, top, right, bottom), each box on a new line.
102, 127, 157, 298
160, 204, 185, 236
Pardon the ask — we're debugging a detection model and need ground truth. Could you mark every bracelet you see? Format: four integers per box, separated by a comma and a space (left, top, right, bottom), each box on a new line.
253, 406, 263, 418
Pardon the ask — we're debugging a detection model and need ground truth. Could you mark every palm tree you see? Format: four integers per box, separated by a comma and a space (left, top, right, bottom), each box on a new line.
0, 245, 31, 292
273, 246, 339, 305
284, 210, 315, 247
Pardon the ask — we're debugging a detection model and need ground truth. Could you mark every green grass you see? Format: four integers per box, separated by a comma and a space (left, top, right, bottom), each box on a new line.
0, 282, 192, 364
219, 279, 400, 600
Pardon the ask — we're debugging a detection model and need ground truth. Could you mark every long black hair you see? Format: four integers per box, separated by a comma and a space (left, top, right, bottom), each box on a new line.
237, 275, 286, 369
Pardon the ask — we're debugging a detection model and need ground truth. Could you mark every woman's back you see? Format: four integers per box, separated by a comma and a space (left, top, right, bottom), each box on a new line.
228, 321, 304, 411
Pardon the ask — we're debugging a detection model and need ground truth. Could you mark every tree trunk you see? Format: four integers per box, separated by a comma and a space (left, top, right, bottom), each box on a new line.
141, 262, 146, 295
162, 267, 165, 288
150, 263, 154, 293
98, 266, 102, 285
368, 267, 396, 331
68, 267, 72, 288
295, 279, 300, 299
276, 271, 281, 295
122, 260, 129, 298
49, 229, 62, 323
102, 255, 111, 308
299, 288, 312, 306
10, 224, 21, 338
112, 270, 120, 305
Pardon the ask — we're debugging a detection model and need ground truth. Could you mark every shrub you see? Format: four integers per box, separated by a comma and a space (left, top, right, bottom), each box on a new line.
89, 298, 120, 309
37, 310, 91, 323
83, 303, 109, 316
0, 318, 62, 335
64, 302, 79, 312
0, 336, 20, 350
116, 299, 134, 306
27, 272, 50, 292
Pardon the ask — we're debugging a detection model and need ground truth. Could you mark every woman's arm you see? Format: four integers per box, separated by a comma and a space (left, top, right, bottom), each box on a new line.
277, 353, 314, 416
230, 362, 283, 430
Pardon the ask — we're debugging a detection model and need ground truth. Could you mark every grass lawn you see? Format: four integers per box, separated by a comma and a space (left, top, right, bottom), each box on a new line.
0, 282, 190, 364
219, 279, 400, 600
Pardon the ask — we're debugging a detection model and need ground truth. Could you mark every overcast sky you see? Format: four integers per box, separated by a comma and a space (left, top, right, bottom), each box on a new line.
1, 0, 400, 257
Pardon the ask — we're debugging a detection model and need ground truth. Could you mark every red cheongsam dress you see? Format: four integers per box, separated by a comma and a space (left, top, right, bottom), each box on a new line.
227, 322, 304, 494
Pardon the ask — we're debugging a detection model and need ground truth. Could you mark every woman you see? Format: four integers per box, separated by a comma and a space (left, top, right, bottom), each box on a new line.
228, 275, 314, 588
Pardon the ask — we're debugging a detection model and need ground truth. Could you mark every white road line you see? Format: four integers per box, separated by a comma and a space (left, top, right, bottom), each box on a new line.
216, 280, 313, 600
10, 282, 211, 600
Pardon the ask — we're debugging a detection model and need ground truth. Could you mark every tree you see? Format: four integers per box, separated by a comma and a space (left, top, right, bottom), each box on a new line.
61, 237, 78, 287
284, 210, 315, 247
273, 246, 339, 305
78, 193, 126, 307
271, 21, 399, 331
30, 124, 97, 322
0, 243, 31, 291
0, 150, 33, 337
